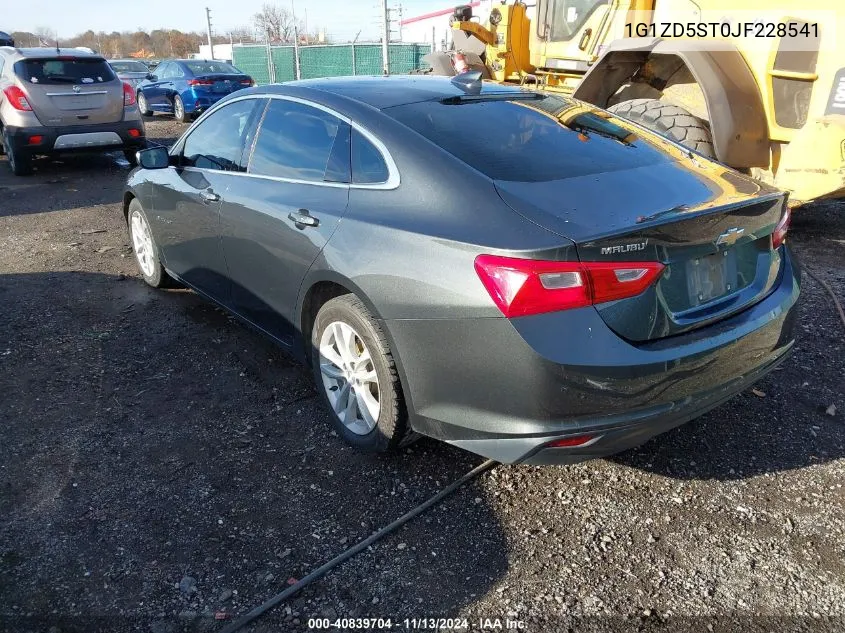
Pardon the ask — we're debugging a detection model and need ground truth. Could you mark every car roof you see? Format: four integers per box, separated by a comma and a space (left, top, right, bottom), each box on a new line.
12, 47, 105, 59
285, 75, 527, 109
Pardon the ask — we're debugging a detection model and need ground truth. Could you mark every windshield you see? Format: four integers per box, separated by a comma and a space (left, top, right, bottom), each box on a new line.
110, 61, 149, 73
384, 94, 670, 182
14, 58, 116, 85
184, 61, 241, 75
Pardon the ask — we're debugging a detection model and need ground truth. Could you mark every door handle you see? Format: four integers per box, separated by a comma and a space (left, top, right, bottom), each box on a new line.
288, 209, 319, 229
200, 190, 220, 203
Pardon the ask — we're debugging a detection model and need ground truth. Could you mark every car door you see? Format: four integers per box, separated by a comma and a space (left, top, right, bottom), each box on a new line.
149, 97, 262, 301
141, 61, 171, 109
219, 97, 351, 345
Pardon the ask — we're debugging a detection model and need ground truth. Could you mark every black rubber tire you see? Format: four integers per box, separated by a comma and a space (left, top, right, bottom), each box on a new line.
126, 198, 170, 288
607, 98, 716, 159
173, 94, 190, 123
137, 91, 152, 117
311, 295, 413, 453
3, 130, 33, 176
123, 149, 139, 167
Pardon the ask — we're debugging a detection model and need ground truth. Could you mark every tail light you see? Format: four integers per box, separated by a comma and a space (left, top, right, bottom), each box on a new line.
240, 78, 254, 86
772, 204, 791, 249
474, 255, 665, 318
188, 79, 214, 86
546, 434, 597, 448
122, 82, 136, 106
3, 86, 32, 111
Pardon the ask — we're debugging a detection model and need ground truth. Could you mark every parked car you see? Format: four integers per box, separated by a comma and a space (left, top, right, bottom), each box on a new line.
123, 75, 799, 465
0, 31, 13, 47
0, 47, 146, 175
108, 59, 150, 90
136, 59, 253, 123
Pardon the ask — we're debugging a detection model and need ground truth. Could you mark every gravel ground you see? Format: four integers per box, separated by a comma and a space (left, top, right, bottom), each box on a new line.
1, 117, 844, 633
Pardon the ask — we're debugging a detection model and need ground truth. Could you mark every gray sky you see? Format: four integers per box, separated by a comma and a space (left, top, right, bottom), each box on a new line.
4, 0, 443, 42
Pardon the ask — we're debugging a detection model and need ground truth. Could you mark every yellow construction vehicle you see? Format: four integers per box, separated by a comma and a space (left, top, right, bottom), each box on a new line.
427, 1, 845, 205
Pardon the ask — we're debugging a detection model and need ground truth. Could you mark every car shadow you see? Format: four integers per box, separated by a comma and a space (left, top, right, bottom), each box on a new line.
0, 271, 507, 633
0, 151, 132, 217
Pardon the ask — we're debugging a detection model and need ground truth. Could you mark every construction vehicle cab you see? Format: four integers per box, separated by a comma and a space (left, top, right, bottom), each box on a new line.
428, 1, 845, 205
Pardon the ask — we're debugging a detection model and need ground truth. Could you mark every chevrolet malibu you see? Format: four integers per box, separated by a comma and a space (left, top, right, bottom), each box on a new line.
123, 75, 799, 465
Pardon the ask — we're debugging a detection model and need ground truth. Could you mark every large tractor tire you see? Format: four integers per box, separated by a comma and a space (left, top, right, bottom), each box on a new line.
607, 98, 716, 160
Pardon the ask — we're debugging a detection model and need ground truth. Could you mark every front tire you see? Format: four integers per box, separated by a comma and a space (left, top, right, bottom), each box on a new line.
607, 98, 716, 160
173, 94, 189, 123
127, 198, 169, 288
311, 295, 411, 453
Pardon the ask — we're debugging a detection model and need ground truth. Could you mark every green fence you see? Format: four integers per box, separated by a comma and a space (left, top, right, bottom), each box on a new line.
233, 43, 431, 85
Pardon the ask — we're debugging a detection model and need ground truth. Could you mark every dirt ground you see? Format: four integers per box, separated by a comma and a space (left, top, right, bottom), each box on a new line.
1, 117, 844, 633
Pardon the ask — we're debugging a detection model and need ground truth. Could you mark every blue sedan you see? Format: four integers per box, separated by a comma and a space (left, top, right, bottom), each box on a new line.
136, 59, 254, 122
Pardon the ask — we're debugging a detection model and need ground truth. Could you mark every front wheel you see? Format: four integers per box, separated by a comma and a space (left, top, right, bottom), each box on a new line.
127, 198, 170, 288
173, 94, 190, 123
607, 98, 716, 160
311, 295, 412, 453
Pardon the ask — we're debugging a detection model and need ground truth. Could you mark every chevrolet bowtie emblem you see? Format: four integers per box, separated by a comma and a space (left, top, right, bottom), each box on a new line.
716, 227, 744, 246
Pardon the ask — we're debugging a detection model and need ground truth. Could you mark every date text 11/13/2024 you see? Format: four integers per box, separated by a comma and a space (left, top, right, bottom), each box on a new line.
306, 617, 527, 630
625, 21, 819, 39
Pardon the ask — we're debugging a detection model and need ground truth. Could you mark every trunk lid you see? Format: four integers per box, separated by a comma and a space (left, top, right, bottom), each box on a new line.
495, 162, 788, 342
14, 56, 124, 126
190, 74, 250, 96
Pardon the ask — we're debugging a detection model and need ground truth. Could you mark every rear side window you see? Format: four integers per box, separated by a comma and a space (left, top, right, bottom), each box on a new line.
14, 58, 116, 85
352, 130, 389, 184
384, 95, 671, 182
249, 99, 347, 182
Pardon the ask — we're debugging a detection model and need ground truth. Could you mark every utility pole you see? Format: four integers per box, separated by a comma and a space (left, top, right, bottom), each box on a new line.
205, 7, 215, 60
381, 0, 390, 75
291, 0, 301, 79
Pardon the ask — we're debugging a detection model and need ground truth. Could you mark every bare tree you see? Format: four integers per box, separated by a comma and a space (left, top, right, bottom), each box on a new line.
253, 3, 302, 42
33, 26, 57, 46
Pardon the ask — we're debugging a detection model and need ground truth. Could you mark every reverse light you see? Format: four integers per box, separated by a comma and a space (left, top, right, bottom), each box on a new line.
474, 255, 665, 318
772, 204, 791, 249
122, 81, 136, 106
3, 86, 32, 111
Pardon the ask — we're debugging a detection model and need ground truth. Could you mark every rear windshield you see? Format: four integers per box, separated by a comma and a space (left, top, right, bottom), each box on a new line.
14, 58, 116, 85
110, 61, 149, 73
383, 94, 671, 182
184, 61, 241, 75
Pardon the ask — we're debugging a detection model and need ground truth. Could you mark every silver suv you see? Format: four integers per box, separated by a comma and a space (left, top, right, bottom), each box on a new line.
0, 47, 146, 175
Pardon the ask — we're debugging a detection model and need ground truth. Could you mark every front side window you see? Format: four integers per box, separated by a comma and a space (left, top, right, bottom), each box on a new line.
14, 57, 116, 85
249, 99, 347, 182
181, 99, 258, 171
152, 62, 170, 79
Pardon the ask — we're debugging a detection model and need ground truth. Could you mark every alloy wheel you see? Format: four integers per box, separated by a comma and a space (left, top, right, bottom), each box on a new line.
319, 321, 380, 435
129, 209, 155, 278
174, 97, 184, 120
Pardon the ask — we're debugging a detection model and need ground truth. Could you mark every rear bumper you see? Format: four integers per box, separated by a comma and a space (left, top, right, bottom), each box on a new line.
184, 90, 241, 114
4, 116, 146, 155
385, 248, 800, 464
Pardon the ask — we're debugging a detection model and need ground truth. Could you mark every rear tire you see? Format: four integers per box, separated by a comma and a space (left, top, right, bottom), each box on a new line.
173, 94, 190, 123
311, 295, 413, 453
607, 98, 716, 160
127, 198, 170, 288
137, 91, 152, 117
3, 130, 33, 176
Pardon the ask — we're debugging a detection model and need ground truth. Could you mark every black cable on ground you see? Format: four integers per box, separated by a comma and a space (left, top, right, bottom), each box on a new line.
218, 458, 497, 633
804, 266, 845, 332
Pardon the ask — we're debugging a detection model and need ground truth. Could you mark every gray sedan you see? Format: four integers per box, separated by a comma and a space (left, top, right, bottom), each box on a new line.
123, 76, 799, 465
108, 59, 151, 90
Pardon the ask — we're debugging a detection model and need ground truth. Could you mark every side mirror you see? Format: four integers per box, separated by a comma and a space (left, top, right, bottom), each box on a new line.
137, 146, 170, 170
146, 73, 156, 81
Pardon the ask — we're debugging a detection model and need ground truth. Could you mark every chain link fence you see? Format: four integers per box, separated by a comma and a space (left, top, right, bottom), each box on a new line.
233, 43, 432, 85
